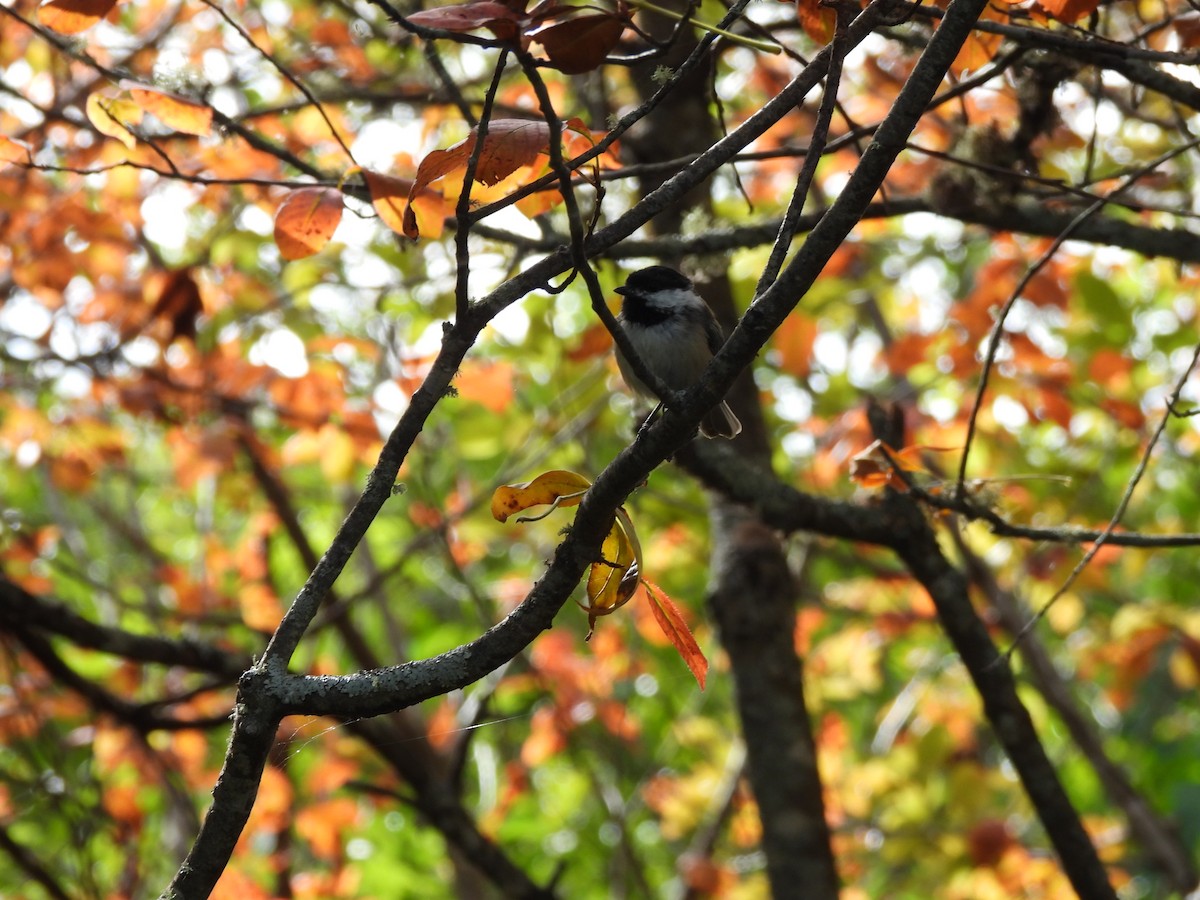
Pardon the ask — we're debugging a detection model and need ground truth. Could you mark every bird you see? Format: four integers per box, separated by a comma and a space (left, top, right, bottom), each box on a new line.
613, 265, 742, 439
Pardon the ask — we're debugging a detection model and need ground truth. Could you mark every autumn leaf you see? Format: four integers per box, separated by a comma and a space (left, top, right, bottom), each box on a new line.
87, 93, 144, 149
565, 322, 613, 361
643, 580, 707, 689
0, 136, 31, 167
274, 187, 344, 260
361, 169, 444, 240
794, 0, 836, 44
773, 314, 818, 378
417, 119, 548, 189
37, 0, 117, 33
146, 268, 204, 343
530, 13, 627, 74
406, 1, 525, 41
456, 359, 516, 414
123, 82, 214, 137
951, 4, 1005, 74
580, 515, 640, 634
491, 469, 592, 522
849, 440, 955, 491
403, 119, 548, 237
1034, 0, 1100, 22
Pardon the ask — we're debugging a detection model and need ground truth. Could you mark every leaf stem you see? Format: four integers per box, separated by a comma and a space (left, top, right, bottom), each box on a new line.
625, 0, 782, 53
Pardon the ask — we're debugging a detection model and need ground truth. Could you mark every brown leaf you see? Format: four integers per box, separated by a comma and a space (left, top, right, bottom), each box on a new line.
37, 0, 117, 33
403, 119, 551, 237
794, 0, 836, 44
274, 187, 344, 260
148, 269, 204, 343
531, 13, 626, 73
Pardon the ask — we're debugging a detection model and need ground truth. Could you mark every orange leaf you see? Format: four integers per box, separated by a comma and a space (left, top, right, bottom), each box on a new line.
491, 469, 592, 522
37, 0, 116, 33
566, 322, 613, 362
1035, 0, 1099, 21
274, 187, 344, 260
795, 0, 836, 43
883, 332, 934, 375
0, 136, 31, 167
123, 82, 213, 136
774, 314, 817, 378
441, 119, 549, 187
1087, 348, 1132, 388
644, 581, 707, 689
531, 13, 627, 73
403, 119, 551, 238
951, 4, 1005, 74
364, 169, 415, 236
295, 798, 359, 859
521, 706, 567, 765
456, 359, 515, 413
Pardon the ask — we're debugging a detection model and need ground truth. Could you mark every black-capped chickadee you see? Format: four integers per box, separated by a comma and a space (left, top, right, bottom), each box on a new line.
614, 265, 742, 440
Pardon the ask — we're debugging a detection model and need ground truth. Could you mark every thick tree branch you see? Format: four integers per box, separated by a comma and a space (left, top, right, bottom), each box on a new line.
952, 530, 1198, 893
890, 500, 1117, 899
0, 577, 247, 678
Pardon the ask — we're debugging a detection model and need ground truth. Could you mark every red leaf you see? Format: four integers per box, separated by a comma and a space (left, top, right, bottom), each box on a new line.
407, 1, 524, 41
644, 581, 707, 689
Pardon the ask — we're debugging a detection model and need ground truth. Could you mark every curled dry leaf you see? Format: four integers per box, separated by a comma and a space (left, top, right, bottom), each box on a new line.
274, 187, 344, 260
580, 516, 640, 635
490, 469, 592, 523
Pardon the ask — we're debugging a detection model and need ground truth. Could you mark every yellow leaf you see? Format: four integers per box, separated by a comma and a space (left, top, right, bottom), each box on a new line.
581, 518, 640, 637
491, 469, 592, 523
87, 93, 144, 149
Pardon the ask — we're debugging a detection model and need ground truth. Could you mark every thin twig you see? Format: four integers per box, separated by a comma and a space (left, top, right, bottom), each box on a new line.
1003, 338, 1200, 656
955, 136, 1200, 494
